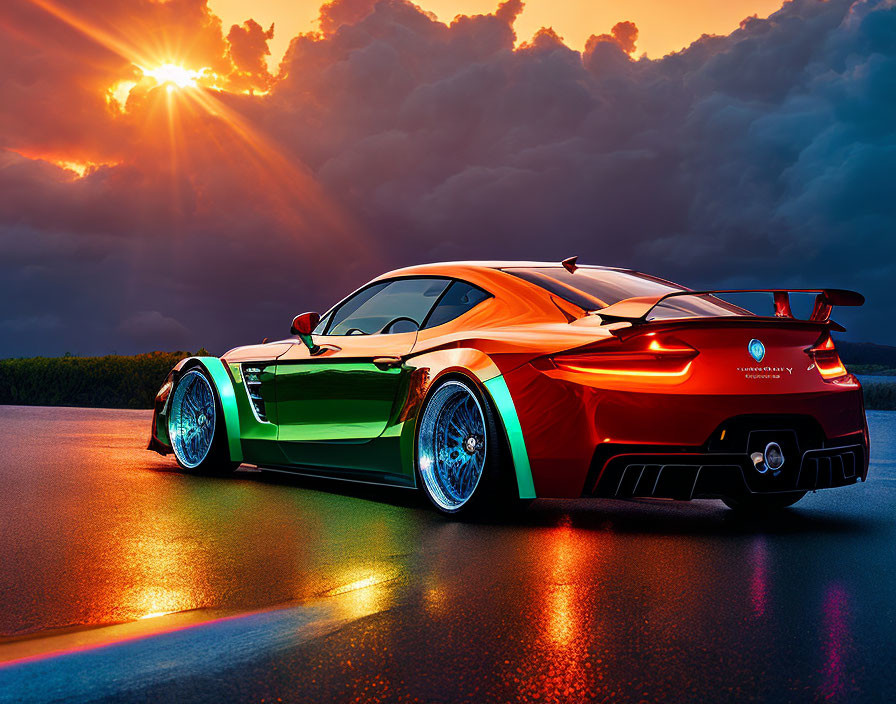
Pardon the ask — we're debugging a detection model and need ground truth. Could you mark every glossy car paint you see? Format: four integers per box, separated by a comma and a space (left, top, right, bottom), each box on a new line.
274, 330, 418, 443
149, 261, 869, 501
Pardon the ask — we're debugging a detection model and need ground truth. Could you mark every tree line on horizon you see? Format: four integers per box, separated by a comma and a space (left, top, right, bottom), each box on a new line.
0, 352, 196, 409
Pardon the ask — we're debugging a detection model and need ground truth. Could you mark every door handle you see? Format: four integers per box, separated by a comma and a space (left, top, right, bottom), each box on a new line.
373, 356, 402, 369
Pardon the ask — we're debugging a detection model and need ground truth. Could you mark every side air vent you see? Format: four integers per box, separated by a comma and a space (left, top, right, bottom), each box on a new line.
242, 365, 268, 422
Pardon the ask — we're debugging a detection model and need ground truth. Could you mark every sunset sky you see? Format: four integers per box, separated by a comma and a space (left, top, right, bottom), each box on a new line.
1, 0, 893, 356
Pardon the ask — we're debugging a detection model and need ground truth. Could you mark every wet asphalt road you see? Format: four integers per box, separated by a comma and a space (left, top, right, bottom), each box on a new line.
0, 406, 894, 703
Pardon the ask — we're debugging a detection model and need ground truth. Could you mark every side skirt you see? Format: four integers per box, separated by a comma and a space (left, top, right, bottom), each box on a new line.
241, 436, 413, 487
254, 464, 417, 489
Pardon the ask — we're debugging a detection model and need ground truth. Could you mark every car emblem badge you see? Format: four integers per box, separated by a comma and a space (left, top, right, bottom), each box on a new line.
748, 339, 765, 363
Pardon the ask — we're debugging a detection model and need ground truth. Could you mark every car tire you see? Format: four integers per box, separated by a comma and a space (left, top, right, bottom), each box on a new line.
168, 366, 240, 475
415, 376, 518, 516
722, 491, 807, 512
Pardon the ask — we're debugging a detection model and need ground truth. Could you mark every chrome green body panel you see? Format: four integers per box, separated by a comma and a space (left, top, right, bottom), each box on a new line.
267, 359, 416, 484
273, 362, 406, 441
217, 357, 417, 485
483, 375, 536, 499
151, 352, 535, 498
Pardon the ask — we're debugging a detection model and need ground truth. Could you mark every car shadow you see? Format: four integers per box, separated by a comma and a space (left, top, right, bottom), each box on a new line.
145, 461, 877, 538
252, 466, 877, 538
236, 465, 428, 511
507, 497, 878, 538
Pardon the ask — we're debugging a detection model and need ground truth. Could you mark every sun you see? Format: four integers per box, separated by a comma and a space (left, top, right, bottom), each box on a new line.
142, 63, 206, 90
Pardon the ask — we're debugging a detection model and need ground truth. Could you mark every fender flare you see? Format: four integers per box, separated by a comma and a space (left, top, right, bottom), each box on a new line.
179, 357, 243, 463
412, 353, 537, 500
482, 375, 536, 500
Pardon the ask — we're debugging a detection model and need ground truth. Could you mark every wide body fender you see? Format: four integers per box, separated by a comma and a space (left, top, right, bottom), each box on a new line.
404, 347, 536, 499
148, 357, 243, 463
150, 350, 535, 498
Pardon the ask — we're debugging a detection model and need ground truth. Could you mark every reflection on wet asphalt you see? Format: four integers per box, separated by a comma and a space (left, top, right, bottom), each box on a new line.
0, 406, 894, 702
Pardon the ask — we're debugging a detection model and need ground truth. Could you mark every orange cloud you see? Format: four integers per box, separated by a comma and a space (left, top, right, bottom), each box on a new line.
226, 19, 276, 92
586, 20, 639, 55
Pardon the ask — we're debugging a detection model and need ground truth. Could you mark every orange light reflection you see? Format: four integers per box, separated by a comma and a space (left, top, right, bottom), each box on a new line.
527, 520, 597, 700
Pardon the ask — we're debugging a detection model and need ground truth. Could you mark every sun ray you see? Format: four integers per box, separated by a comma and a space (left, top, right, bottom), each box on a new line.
25, 0, 375, 263
28, 0, 159, 71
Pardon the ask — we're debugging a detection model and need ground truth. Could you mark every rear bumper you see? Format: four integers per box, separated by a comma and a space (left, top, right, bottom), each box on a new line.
503, 362, 869, 498
587, 439, 867, 500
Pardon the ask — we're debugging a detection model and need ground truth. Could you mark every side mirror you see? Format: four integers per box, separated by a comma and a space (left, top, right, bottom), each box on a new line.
290, 312, 321, 354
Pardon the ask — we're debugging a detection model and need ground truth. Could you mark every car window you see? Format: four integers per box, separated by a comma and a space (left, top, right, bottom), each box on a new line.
326, 278, 450, 335
325, 281, 388, 334
311, 310, 333, 336
501, 267, 748, 319
423, 281, 491, 329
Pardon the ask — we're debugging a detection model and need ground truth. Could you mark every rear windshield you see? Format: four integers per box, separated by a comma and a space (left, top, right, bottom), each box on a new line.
501, 267, 748, 320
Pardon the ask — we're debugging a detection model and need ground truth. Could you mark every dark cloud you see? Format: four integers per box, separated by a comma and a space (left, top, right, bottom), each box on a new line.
118, 310, 191, 350
0, 0, 893, 357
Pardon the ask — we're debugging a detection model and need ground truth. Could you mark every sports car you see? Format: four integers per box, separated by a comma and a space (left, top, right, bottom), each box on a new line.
149, 259, 869, 515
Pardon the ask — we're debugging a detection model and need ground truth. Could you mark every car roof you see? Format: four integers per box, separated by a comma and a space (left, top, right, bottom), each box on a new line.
371, 260, 631, 280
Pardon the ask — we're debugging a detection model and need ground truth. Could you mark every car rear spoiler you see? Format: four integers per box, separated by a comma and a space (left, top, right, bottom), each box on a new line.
594, 288, 864, 325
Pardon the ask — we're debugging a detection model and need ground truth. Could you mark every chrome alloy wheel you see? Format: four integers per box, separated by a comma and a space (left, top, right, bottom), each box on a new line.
169, 369, 217, 469
418, 380, 487, 511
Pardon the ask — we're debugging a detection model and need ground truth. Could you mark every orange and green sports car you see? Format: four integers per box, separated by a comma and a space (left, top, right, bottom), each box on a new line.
149, 259, 869, 515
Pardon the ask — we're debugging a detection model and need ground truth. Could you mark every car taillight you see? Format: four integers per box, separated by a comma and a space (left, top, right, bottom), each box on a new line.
547, 335, 698, 379
806, 333, 851, 383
